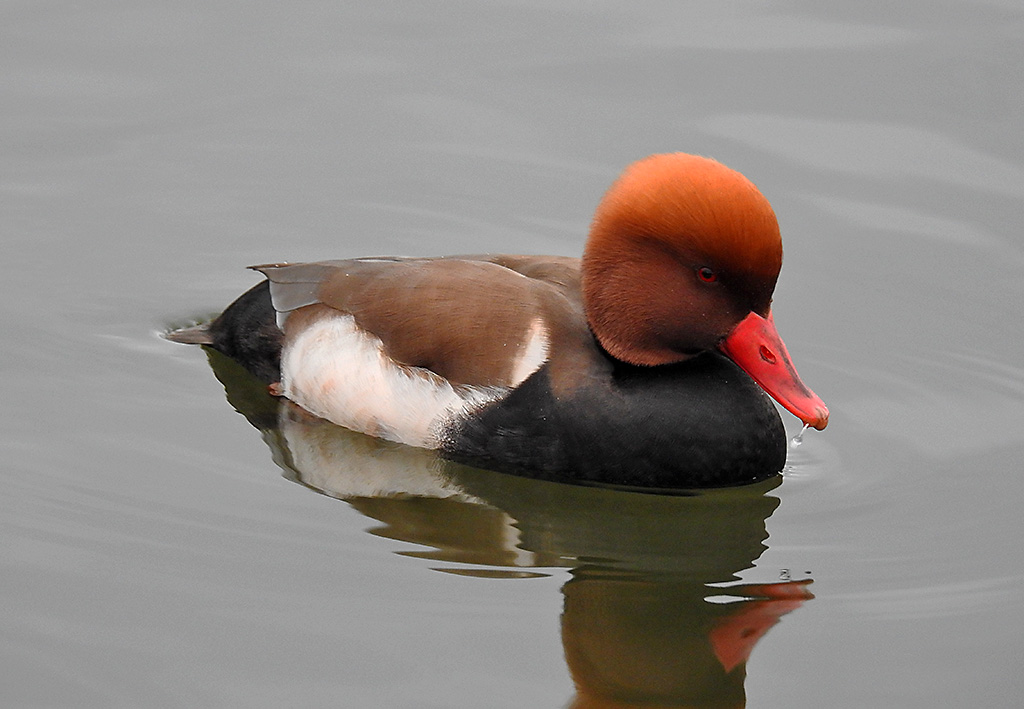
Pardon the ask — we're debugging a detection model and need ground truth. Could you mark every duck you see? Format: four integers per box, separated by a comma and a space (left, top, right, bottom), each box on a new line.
169, 153, 828, 488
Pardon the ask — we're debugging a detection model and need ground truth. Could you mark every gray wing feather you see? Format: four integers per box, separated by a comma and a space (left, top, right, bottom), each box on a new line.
251, 258, 424, 314
251, 262, 341, 329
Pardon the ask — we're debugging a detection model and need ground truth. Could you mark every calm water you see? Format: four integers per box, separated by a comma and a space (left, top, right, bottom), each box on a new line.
4, 2, 1024, 707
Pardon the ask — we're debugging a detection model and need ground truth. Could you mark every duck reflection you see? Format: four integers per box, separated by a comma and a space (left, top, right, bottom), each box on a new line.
208, 348, 813, 708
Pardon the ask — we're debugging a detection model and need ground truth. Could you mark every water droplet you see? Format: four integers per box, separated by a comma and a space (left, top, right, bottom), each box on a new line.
790, 423, 810, 448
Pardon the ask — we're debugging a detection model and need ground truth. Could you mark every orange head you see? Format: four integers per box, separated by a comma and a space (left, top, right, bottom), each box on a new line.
582, 153, 828, 429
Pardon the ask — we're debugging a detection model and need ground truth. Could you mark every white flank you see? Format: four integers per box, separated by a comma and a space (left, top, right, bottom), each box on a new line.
281, 314, 503, 448
509, 317, 550, 386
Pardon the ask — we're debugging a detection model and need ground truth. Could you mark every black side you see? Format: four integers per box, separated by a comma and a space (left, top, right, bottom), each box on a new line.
206, 280, 283, 383
442, 353, 788, 489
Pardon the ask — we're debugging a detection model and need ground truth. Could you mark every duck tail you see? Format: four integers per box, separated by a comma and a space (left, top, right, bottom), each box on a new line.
165, 323, 214, 345
171, 279, 283, 383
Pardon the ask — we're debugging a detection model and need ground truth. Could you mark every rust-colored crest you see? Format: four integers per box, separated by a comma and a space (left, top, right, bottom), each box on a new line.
588, 153, 782, 284
582, 154, 785, 365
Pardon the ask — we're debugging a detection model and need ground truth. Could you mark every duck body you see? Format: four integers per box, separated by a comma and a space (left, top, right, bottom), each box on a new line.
173, 154, 827, 488
445, 347, 786, 487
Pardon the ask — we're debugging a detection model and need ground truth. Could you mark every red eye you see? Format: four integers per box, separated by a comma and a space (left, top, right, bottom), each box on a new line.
697, 267, 717, 283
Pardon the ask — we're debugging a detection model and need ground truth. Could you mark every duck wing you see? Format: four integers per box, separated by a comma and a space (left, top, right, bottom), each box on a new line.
253, 256, 586, 389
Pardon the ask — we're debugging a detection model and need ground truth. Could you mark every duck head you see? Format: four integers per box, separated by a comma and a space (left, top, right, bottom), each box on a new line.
582, 153, 829, 430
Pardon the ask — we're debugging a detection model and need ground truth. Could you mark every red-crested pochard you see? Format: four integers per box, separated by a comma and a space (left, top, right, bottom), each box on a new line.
170, 153, 828, 488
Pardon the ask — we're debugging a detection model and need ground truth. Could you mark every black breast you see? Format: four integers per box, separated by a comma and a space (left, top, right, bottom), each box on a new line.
442, 353, 787, 489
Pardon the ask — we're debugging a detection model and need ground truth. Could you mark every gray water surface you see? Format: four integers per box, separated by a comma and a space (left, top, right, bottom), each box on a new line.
3, 2, 1023, 707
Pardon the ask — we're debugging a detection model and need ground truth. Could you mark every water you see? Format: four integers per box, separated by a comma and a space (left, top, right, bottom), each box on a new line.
3, 1, 1024, 707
